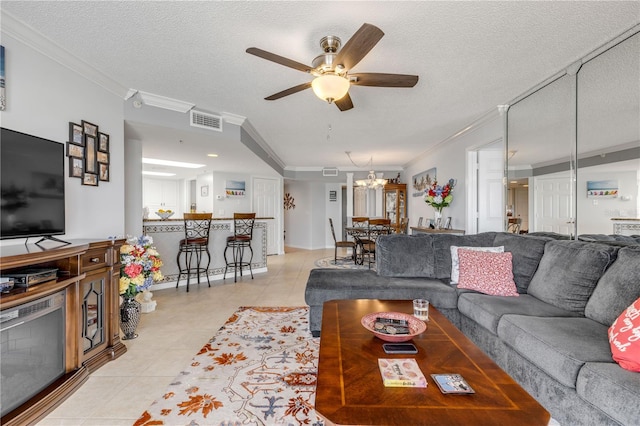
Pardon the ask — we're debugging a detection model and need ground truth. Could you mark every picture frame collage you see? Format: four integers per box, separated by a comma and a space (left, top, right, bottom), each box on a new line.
67, 120, 110, 186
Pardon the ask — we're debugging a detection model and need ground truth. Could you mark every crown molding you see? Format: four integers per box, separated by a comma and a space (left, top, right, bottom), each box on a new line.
137, 90, 195, 113
222, 112, 246, 126
1, 9, 129, 99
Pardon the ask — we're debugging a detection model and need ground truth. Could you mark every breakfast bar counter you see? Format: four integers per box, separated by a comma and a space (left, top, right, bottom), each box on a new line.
143, 217, 272, 290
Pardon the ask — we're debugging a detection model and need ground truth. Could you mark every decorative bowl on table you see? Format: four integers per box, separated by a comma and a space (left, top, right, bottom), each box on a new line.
155, 210, 174, 220
361, 311, 427, 342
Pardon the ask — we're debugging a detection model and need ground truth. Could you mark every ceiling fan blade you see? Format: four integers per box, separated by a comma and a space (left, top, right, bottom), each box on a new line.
264, 82, 312, 100
335, 93, 354, 111
334, 23, 384, 71
349, 73, 419, 87
246, 47, 312, 73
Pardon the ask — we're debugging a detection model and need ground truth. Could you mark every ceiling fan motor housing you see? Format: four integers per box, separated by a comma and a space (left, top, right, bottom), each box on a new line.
312, 36, 343, 75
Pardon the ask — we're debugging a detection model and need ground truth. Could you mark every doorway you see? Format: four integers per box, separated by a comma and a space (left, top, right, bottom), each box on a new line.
467, 139, 505, 234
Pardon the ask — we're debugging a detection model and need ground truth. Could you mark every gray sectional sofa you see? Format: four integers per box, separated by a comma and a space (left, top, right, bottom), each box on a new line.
305, 232, 640, 425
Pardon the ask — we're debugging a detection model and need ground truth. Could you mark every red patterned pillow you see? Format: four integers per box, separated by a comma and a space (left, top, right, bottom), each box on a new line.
457, 249, 519, 297
608, 297, 640, 372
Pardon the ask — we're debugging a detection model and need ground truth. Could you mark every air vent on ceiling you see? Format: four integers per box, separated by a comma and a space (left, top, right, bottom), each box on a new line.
322, 167, 339, 177
190, 110, 222, 132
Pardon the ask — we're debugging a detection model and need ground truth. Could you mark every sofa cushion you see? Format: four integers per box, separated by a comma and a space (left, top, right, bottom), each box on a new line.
449, 245, 503, 284
456, 250, 519, 296
585, 246, 640, 326
304, 269, 458, 309
458, 293, 579, 335
432, 233, 497, 279
608, 297, 640, 372
497, 315, 613, 388
576, 362, 640, 426
376, 234, 435, 278
494, 233, 549, 293
527, 241, 618, 314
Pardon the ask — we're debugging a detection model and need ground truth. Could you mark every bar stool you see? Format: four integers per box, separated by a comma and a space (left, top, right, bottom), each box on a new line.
224, 213, 256, 282
176, 213, 212, 292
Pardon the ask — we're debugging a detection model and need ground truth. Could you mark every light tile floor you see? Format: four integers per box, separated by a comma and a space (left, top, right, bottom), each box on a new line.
38, 247, 334, 426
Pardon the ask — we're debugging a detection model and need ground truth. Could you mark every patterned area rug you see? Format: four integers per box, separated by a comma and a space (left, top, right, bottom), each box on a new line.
134, 307, 325, 426
314, 256, 374, 271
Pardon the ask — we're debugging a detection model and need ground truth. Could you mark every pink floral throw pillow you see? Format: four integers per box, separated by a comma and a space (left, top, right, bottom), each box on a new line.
608, 297, 640, 372
457, 249, 519, 297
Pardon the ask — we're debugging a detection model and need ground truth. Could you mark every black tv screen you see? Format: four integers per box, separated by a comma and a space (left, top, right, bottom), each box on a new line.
1, 128, 65, 240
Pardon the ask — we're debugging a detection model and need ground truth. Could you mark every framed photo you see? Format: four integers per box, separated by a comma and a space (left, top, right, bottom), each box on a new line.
444, 217, 452, 230
99, 163, 109, 182
82, 173, 98, 186
82, 120, 98, 137
201, 185, 209, 197
84, 134, 97, 173
97, 151, 109, 164
66, 142, 84, 158
98, 132, 109, 152
69, 157, 83, 178
69, 122, 83, 145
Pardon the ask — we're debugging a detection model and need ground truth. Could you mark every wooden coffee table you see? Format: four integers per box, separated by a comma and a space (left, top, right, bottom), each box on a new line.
315, 299, 550, 425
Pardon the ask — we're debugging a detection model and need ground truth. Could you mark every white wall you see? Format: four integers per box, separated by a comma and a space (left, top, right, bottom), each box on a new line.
405, 115, 502, 233
577, 169, 638, 234
1, 32, 125, 245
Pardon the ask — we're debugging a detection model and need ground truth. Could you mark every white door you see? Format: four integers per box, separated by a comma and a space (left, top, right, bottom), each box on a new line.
514, 187, 529, 232
477, 144, 505, 232
253, 177, 280, 255
533, 175, 574, 235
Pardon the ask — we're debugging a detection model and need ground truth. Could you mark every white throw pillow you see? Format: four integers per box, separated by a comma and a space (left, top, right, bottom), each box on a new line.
450, 245, 504, 284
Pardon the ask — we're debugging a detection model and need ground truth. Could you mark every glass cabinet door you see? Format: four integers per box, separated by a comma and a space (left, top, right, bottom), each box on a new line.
82, 277, 105, 354
386, 192, 397, 223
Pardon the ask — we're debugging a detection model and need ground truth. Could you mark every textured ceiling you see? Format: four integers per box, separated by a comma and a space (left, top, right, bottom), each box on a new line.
3, 1, 639, 177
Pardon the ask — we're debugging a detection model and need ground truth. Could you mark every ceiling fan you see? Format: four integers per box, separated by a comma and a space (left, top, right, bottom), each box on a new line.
246, 23, 419, 111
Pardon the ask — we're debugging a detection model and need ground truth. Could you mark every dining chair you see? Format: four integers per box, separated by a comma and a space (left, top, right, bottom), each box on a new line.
329, 218, 356, 264
400, 217, 409, 234
356, 218, 391, 268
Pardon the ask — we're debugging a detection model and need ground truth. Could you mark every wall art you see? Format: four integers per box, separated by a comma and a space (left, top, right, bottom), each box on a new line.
587, 180, 618, 198
225, 180, 245, 197
66, 120, 110, 187
412, 167, 436, 197
284, 192, 296, 210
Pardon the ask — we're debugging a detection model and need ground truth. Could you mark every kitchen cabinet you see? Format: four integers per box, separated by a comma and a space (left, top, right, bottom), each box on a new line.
143, 178, 179, 215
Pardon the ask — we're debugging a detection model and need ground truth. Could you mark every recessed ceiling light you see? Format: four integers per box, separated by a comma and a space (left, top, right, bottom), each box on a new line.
143, 171, 176, 176
142, 158, 205, 168
207, 153, 219, 158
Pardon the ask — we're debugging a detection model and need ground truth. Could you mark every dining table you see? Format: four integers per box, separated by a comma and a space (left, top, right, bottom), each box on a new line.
344, 224, 392, 265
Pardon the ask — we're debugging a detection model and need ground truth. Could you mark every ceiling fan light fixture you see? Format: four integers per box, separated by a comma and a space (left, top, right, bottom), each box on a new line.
312, 74, 350, 104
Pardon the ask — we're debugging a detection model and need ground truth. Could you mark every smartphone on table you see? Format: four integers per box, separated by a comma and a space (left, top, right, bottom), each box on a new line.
382, 343, 418, 354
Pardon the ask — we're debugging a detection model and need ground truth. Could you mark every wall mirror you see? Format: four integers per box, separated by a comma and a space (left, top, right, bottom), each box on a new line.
507, 28, 639, 238
576, 32, 640, 236
506, 74, 574, 236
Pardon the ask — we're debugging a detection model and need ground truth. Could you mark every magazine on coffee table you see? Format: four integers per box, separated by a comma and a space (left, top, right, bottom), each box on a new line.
430, 374, 475, 394
378, 358, 427, 387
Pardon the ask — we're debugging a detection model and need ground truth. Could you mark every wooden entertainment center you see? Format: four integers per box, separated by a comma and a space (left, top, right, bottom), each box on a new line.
0, 239, 127, 425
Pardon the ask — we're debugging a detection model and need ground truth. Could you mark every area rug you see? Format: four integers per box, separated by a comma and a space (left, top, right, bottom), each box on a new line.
314, 256, 374, 271
134, 307, 325, 426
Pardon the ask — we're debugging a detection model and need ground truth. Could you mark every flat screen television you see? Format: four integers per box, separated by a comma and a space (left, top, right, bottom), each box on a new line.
1, 128, 66, 241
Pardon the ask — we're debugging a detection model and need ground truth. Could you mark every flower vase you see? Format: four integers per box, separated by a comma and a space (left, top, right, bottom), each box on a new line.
434, 210, 443, 229
120, 296, 141, 340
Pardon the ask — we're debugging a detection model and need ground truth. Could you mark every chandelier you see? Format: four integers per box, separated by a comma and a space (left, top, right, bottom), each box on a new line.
356, 170, 387, 189
349, 154, 387, 189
